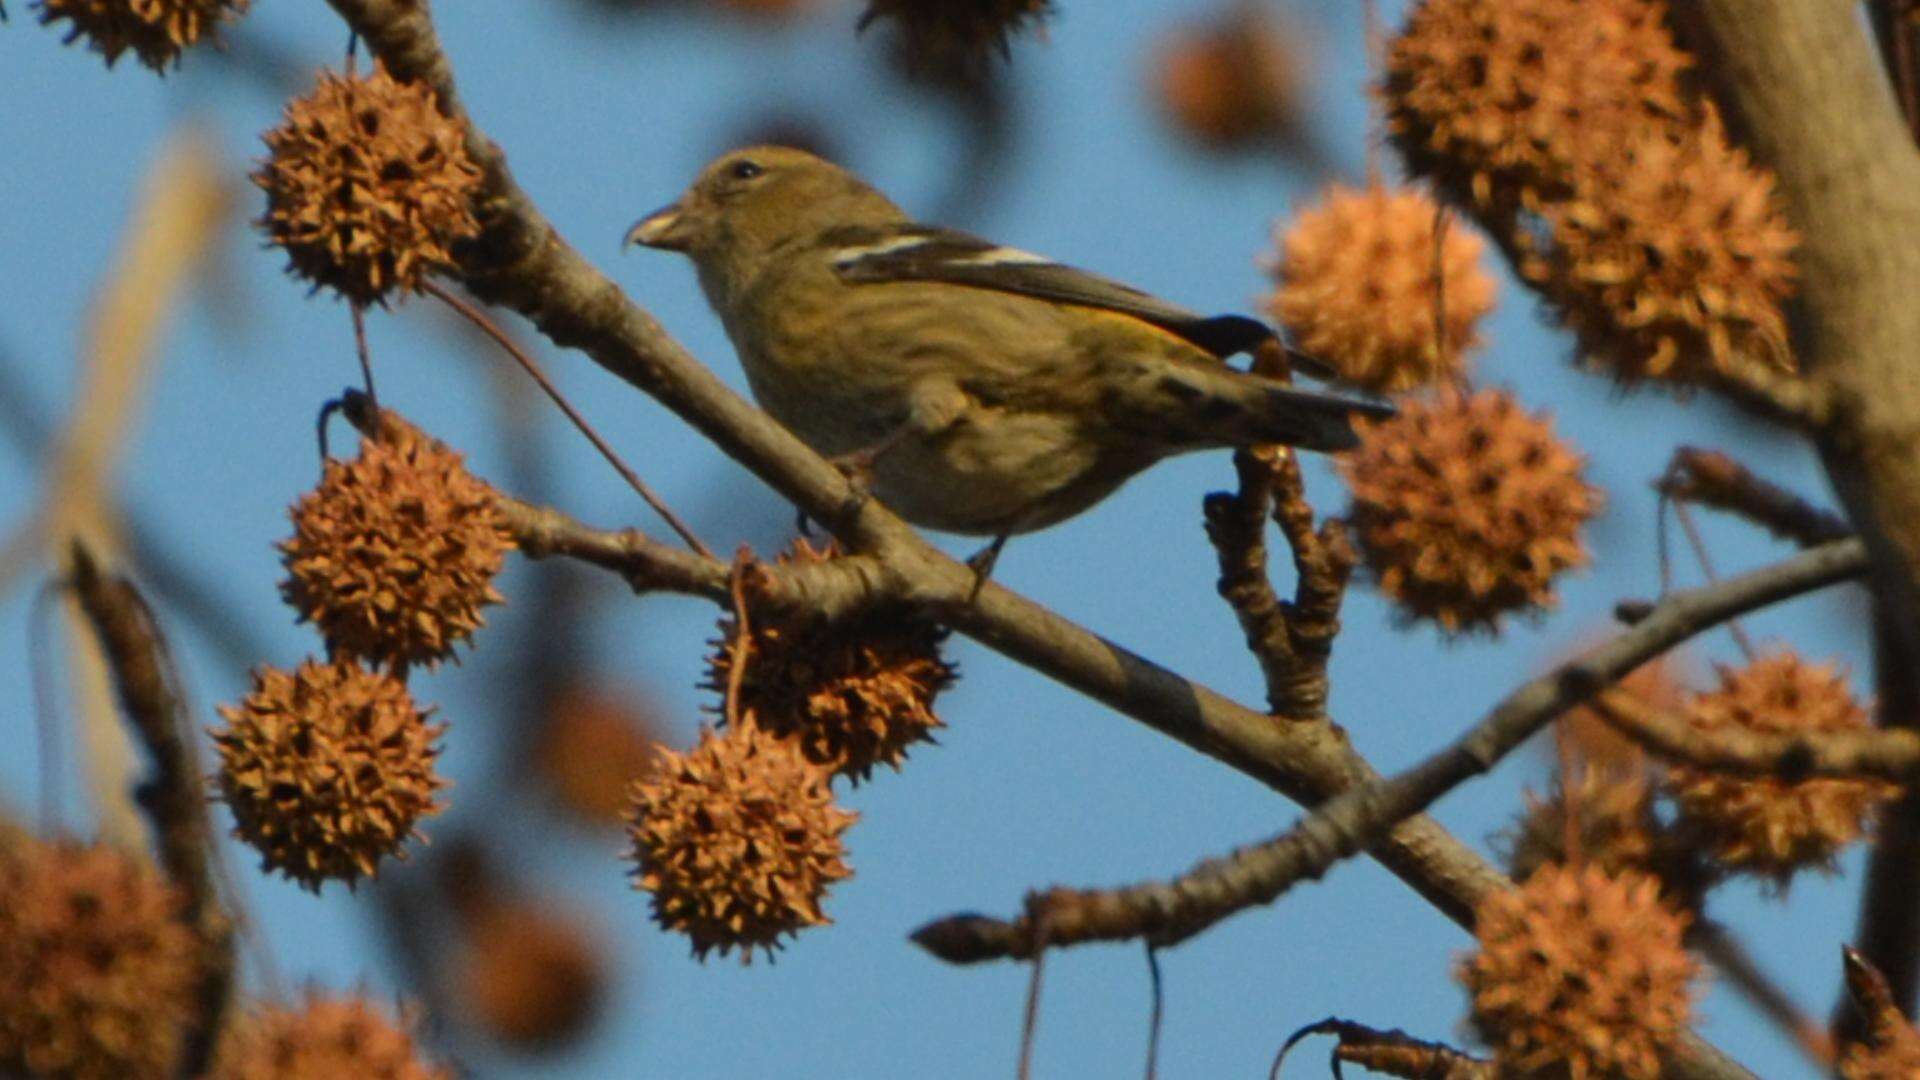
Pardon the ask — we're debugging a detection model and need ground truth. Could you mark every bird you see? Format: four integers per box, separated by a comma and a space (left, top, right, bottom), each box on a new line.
624, 145, 1390, 565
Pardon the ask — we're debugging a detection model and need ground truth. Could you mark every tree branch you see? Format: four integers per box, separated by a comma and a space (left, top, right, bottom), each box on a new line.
1590, 686, 1920, 783
1658, 446, 1852, 547
1689, 0, 1920, 1018
910, 539, 1865, 956
65, 540, 234, 1077
1201, 341, 1354, 720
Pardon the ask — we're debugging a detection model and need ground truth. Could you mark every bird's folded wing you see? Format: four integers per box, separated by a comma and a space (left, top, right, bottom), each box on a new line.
825, 224, 1280, 361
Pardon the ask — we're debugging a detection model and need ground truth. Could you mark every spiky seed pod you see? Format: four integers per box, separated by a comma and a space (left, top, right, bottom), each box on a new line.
1499, 768, 1711, 916
280, 422, 512, 672
35, 0, 248, 70
209, 993, 448, 1080
453, 901, 606, 1048
1152, 12, 1303, 153
857, 0, 1052, 70
1501, 768, 1658, 885
213, 658, 448, 891
705, 540, 954, 782
1339, 387, 1601, 634
0, 837, 203, 1080
627, 723, 856, 963
1665, 652, 1894, 885
254, 63, 483, 307
1536, 113, 1799, 384
1460, 864, 1697, 1079
1382, 0, 1799, 388
1267, 183, 1495, 393
533, 684, 662, 827
1381, 0, 1694, 215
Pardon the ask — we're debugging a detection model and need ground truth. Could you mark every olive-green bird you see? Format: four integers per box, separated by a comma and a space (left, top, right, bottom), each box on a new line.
625, 146, 1389, 545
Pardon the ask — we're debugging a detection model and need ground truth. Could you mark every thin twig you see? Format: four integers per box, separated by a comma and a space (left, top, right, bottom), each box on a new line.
1144, 945, 1164, 1080
351, 303, 378, 408
423, 280, 714, 559
1017, 902, 1051, 1080
724, 549, 755, 731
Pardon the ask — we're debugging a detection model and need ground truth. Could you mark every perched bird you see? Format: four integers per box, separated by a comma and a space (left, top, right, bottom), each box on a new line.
625, 146, 1389, 550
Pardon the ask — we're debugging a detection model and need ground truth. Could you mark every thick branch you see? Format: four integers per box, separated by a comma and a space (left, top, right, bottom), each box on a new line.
1691, 0, 1920, 1017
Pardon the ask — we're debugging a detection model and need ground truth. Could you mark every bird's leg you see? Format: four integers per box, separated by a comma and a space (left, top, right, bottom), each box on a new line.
965, 534, 1011, 599
827, 378, 969, 519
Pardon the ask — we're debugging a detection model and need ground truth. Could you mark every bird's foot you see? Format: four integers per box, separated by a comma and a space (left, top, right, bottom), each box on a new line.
828, 446, 885, 519
964, 535, 1010, 601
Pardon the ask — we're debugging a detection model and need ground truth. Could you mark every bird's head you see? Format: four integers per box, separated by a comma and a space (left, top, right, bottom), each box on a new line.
625, 146, 906, 295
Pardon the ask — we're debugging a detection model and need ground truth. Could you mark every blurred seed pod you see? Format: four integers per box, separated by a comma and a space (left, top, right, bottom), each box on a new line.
532, 683, 663, 828
0, 835, 204, 1080
1553, 653, 1688, 777
1382, 0, 1692, 214
1266, 182, 1495, 393
1151, 9, 1314, 159
36, 0, 249, 70
209, 992, 448, 1080
1530, 110, 1798, 385
1498, 766, 1711, 915
858, 0, 1053, 72
1381, 0, 1799, 388
436, 844, 607, 1050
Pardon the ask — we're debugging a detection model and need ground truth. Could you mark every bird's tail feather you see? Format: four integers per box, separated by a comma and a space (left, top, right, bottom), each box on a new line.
1123, 364, 1393, 453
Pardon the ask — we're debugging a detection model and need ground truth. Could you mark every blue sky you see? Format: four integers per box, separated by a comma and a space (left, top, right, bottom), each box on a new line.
0, 1, 1872, 1076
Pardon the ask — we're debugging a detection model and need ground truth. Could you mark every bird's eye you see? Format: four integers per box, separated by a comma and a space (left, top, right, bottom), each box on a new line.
728, 160, 765, 181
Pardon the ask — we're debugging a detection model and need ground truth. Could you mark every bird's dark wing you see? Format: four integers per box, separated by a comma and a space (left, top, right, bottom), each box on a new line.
824, 224, 1284, 361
